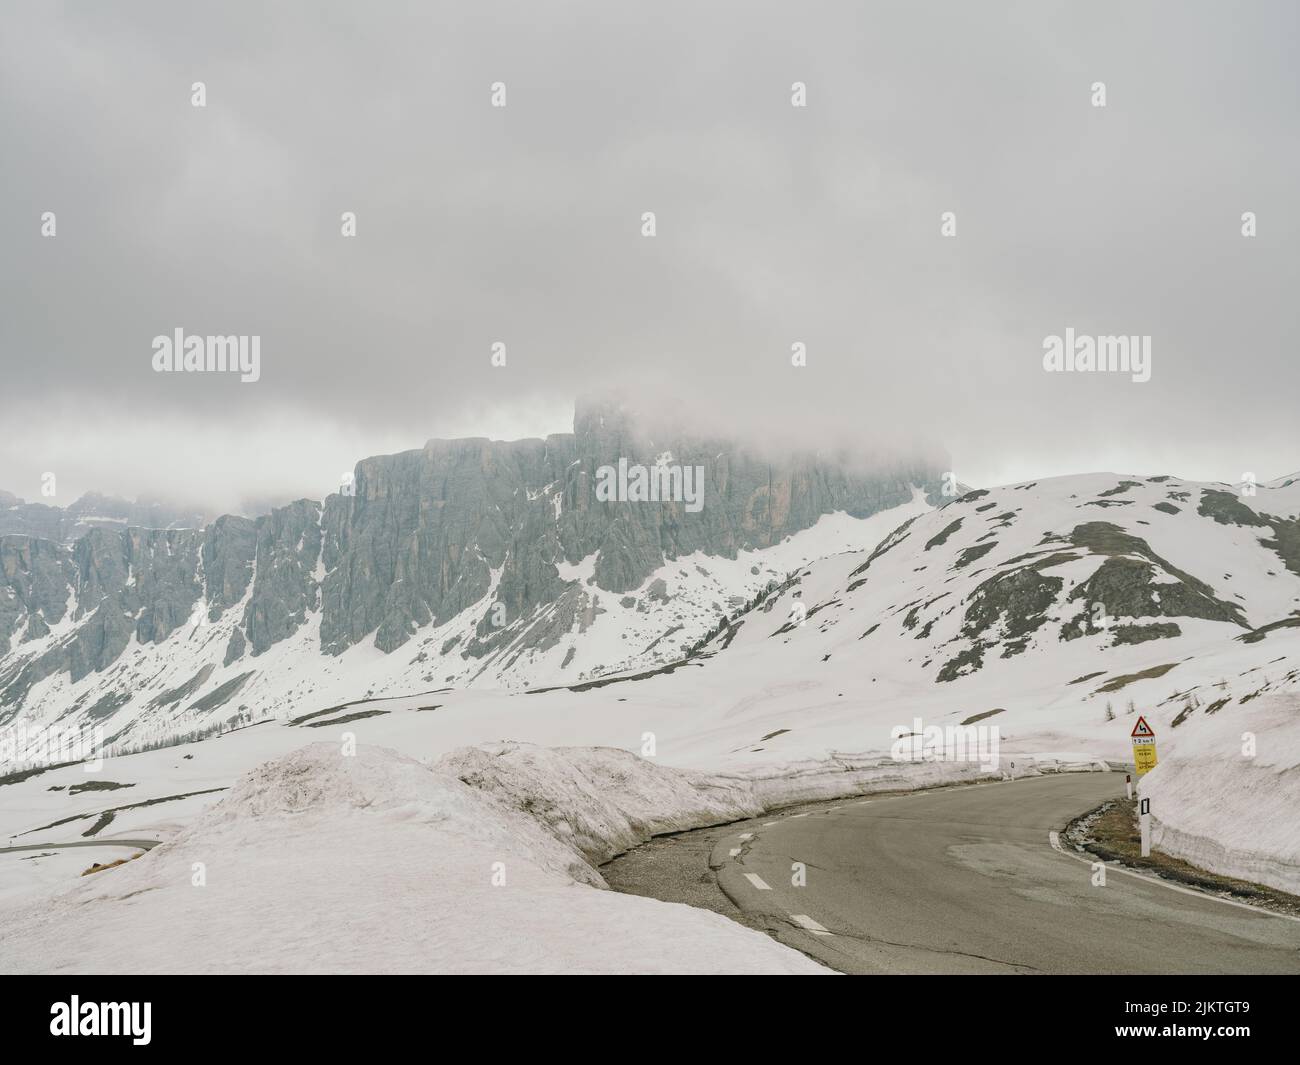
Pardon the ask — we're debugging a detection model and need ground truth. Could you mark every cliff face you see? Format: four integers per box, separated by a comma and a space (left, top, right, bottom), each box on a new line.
0, 490, 207, 543
0, 536, 77, 648
319, 400, 942, 655
0, 400, 947, 736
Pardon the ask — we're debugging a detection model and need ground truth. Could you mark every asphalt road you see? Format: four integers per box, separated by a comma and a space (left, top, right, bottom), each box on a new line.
614, 773, 1300, 974
0, 839, 159, 855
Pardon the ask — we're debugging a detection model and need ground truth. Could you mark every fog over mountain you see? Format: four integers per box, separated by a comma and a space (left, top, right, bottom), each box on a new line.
2, 0, 1298, 513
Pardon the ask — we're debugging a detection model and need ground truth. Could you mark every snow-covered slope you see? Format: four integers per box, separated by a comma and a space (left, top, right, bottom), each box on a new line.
666, 470, 1300, 766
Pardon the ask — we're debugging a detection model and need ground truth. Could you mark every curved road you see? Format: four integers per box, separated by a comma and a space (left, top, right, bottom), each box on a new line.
697, 774, 1300, 973
0, 839, 159, 855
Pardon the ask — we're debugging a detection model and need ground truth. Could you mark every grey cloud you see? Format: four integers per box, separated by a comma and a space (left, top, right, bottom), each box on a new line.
1, 0, 1296, 514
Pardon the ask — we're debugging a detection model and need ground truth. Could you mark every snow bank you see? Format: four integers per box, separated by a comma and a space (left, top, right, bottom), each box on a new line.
0, 743, 824, 974
438, 742, 765, 870
710, 751, 1110, 809
1141, 693, 1300, 894
438, 742, 1112, 877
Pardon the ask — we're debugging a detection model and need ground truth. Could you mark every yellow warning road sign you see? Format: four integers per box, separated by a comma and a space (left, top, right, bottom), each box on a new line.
1132, 737, 1158, 776
1131, 716, 1158, 776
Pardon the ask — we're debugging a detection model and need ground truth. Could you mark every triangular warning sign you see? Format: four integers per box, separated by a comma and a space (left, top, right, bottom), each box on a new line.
1131, 715, 1155, 738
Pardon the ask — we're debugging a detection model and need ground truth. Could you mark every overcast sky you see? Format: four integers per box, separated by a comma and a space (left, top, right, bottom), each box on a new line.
1, 0, 1296, 515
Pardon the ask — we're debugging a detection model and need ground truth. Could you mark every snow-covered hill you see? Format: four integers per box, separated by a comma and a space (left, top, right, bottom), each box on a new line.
672, 469, 1300, 763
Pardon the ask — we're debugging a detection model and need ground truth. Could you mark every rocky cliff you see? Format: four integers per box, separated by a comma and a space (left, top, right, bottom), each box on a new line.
0, 490, 207, 543
0, 400, 946, 743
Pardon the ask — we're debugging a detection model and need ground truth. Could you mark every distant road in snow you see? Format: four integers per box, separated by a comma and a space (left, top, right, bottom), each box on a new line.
623, 775, 1300, 974
0, 839, 160, 855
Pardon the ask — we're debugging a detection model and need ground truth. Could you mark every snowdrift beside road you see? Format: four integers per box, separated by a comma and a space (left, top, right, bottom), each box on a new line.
1140, 692, 1300, 894
710, 750, 1109, 808
439, 741, 1111, 875
0, 743, 826, 974
439, 742, 765, 870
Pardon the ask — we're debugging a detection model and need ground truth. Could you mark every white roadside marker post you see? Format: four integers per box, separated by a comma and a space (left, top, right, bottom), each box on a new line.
1139, 797, 1151, 858
1125, 773, 1132, 800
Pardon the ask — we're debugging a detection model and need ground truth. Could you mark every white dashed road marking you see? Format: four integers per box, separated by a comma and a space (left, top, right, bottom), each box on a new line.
744, 873, 773, 891
729, 847, 741, 857
763, 821, 777, 827
738, 832, 753, 841
790, 914, 833, 936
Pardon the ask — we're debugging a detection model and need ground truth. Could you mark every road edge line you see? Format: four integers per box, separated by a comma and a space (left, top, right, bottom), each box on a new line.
1047, 831, 1300, 924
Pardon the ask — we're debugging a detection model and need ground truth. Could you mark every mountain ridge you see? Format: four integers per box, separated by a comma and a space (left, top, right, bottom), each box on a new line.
0, 399, 945, 746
